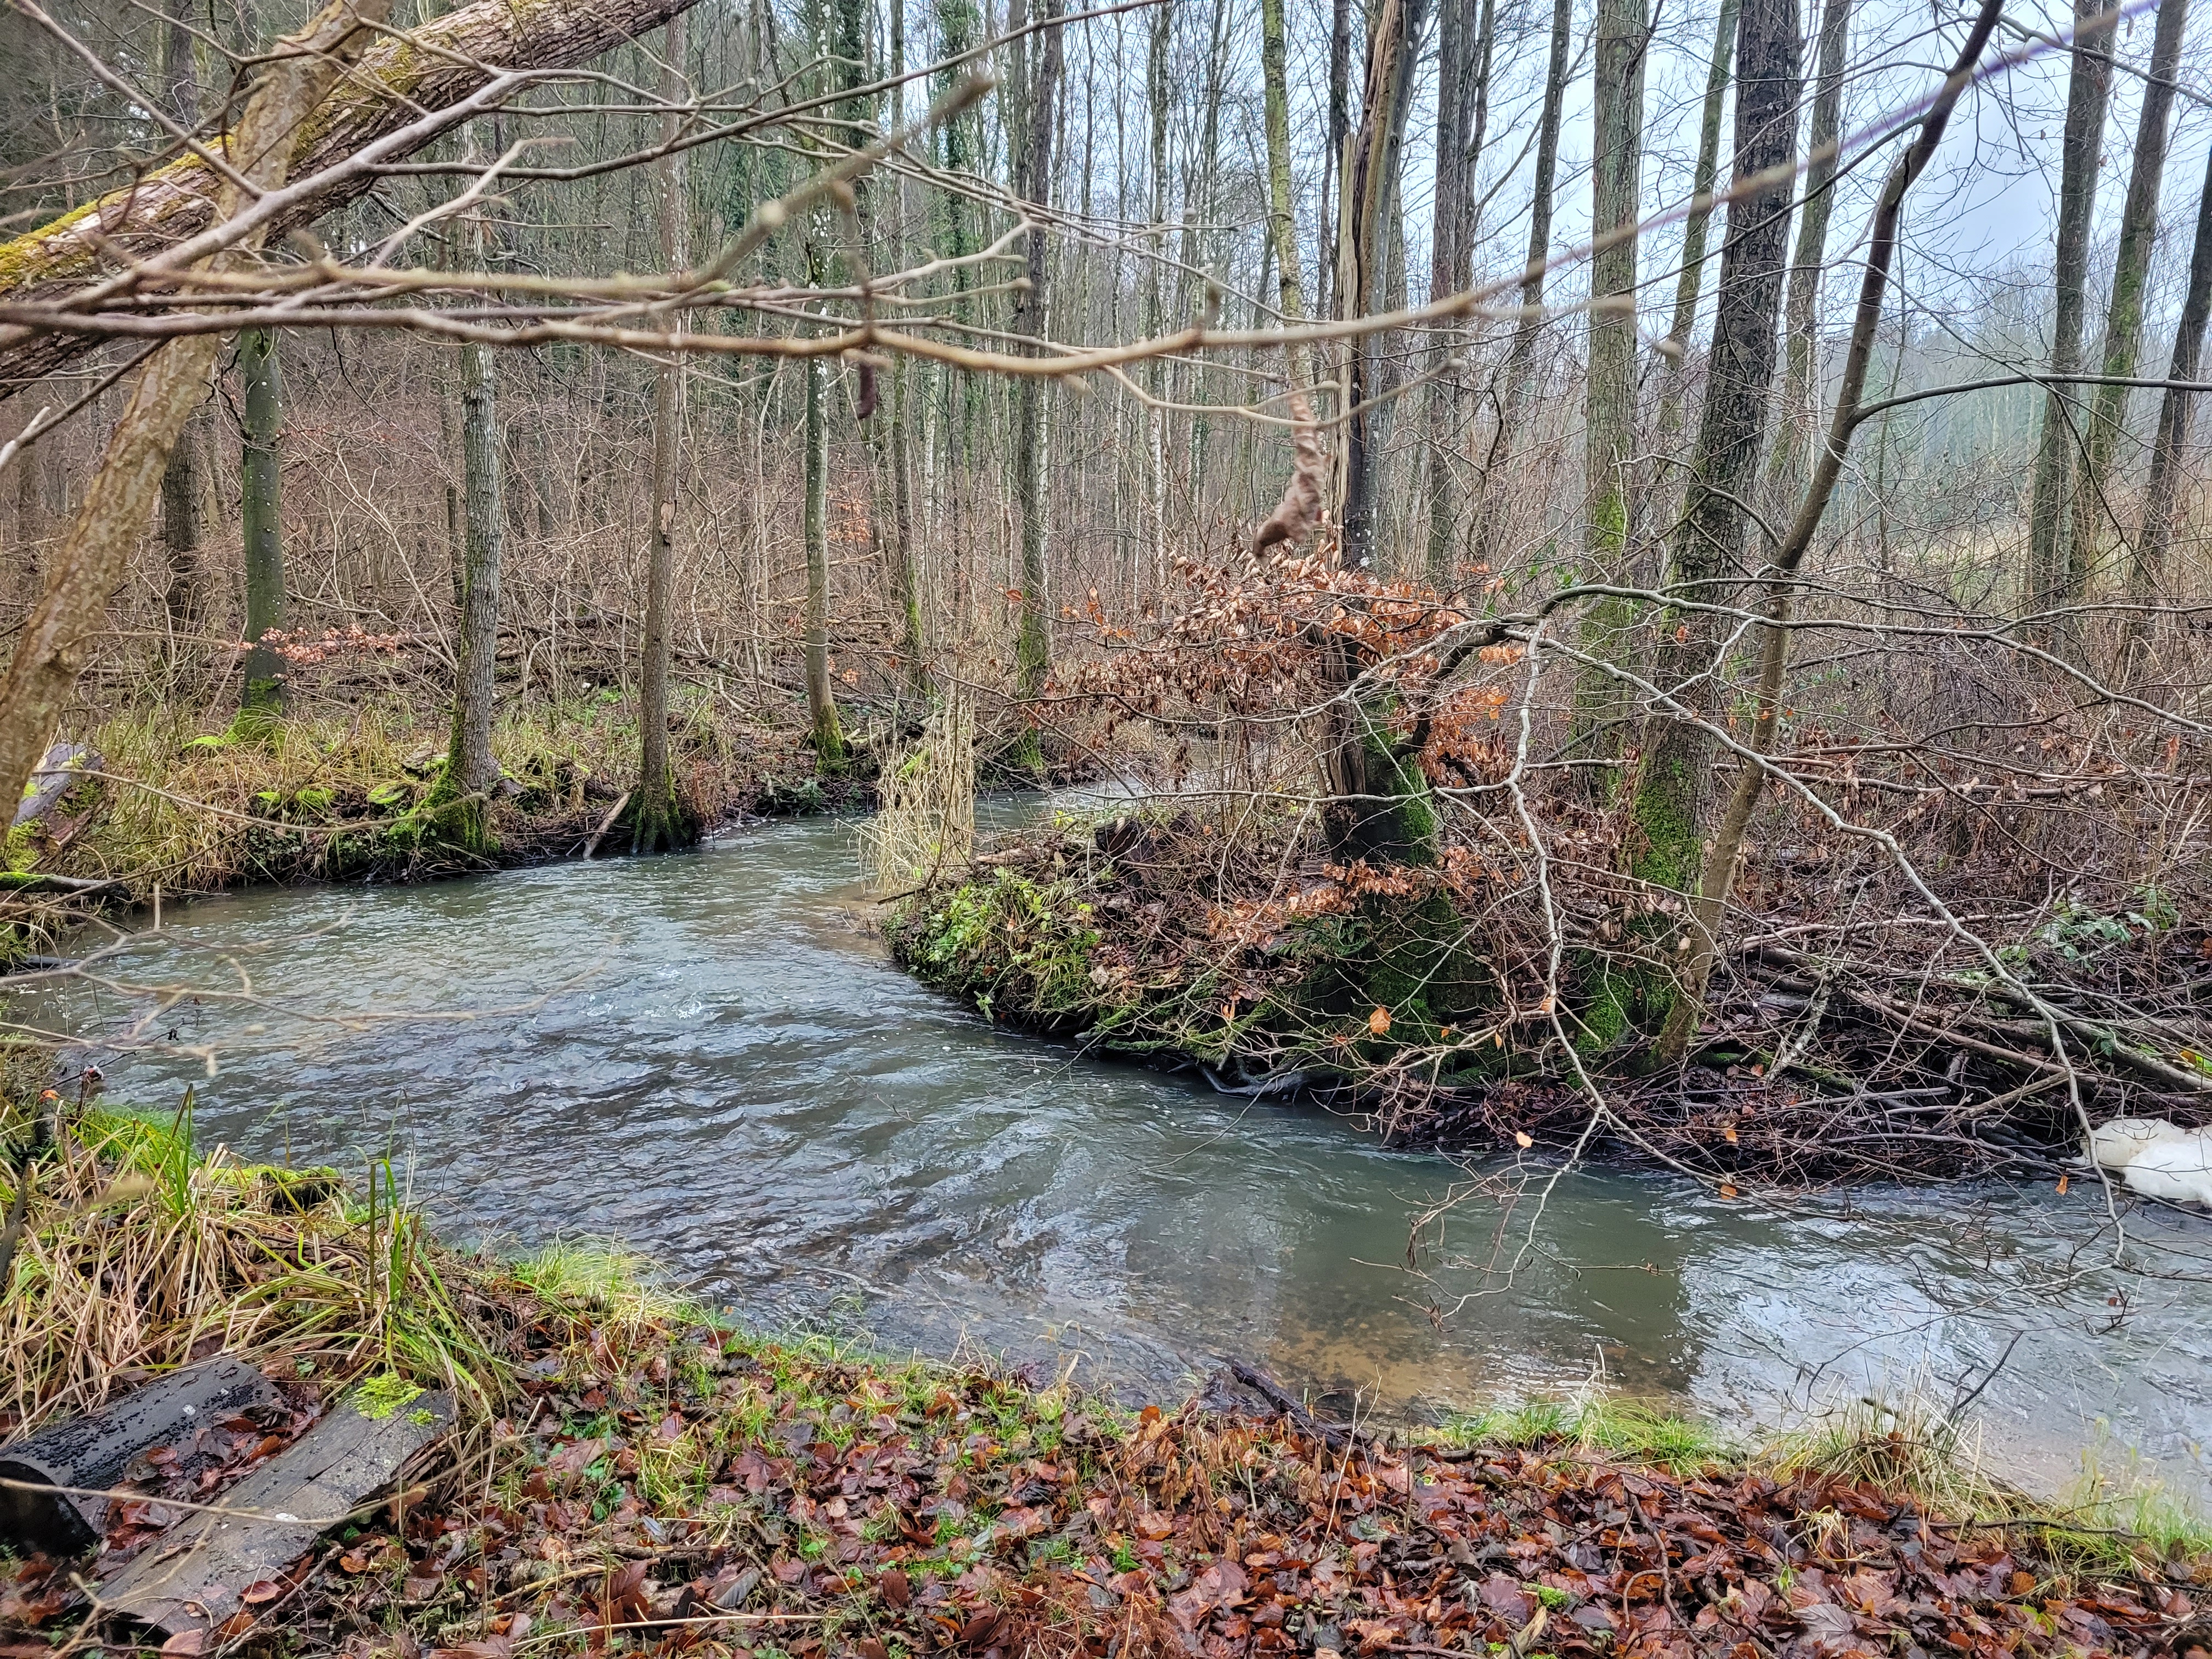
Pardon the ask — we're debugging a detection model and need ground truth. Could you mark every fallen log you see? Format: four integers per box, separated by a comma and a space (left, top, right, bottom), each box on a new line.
97, 1381, 455, 1638
0, 1355, 277, 1555
0, 0, 706, 397
10, 742, 103, 830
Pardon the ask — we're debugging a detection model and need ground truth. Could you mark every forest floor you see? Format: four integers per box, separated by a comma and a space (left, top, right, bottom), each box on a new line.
4, 1110, 2209, 1659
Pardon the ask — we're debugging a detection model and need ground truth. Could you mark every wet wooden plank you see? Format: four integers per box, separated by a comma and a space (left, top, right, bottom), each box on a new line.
97, 1384, 455, 1638
0, 1356, 278, 1556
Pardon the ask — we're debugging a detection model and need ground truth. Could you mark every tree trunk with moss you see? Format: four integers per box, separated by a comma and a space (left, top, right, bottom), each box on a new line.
803, 347, 847, 769
238, 328, 286, 730
629, 15, 691, 856
1627, 0, 1799, 928
880, 0, 928, 698
0, 0, 391, 817
1008, 0, 1063, 777
425, 330, 504, 854
0, 0, 710, 397
160, 404, 205, 672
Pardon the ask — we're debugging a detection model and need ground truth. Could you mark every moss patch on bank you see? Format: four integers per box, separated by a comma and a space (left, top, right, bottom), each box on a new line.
3, 1097, 2204, 1657
885, 807, 1565, 1125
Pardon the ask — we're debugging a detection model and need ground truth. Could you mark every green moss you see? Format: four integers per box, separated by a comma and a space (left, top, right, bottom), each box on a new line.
1627, 751, 1699, 893
354, 1373, 426, 1420
904, 867, 1102, 1024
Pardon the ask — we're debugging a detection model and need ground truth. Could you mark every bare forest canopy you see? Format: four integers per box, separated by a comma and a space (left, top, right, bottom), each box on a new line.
12, 0, 2212, 1182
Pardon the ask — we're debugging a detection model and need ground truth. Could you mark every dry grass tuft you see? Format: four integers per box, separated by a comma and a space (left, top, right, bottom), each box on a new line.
0, 1096, 679, 1438
860, 685, 975, 895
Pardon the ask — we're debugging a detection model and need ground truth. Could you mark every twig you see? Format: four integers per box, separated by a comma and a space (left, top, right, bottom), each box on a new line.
581, 789, 633, 858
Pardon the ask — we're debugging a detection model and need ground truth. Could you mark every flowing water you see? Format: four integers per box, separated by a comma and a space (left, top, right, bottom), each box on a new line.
16, 809, 2212, 1506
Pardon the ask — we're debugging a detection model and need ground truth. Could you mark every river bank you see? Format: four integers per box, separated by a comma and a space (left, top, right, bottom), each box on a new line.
884, 808, 2212, 1186
21, 809, 2212, 1516
1, 696, 878, 964
5, 1108, 2206, 1658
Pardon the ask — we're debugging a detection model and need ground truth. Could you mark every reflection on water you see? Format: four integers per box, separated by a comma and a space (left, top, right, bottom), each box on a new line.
14, 809, 2212, 1504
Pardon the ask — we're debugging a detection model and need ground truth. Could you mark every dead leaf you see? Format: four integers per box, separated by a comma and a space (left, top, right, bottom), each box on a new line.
1367, 1006, 1391, 1036
240, 1580, 283, 1605
159, 1633, 206, 1657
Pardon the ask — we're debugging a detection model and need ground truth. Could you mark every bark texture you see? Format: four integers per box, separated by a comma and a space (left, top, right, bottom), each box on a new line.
1655, 0, 1741, 449
1010, 0, 1063, 729
2068, 0, 2189, 599
2136, 142, 2212, 591
2024, 0, 2118, 616
1472, 0, 1570, 568
1585, 0, 1647, 577
1766, 0, 1849, 499
1627, 0, 1801, 900
1658, 0, 2006, 1059
1335, 0, 1429, 568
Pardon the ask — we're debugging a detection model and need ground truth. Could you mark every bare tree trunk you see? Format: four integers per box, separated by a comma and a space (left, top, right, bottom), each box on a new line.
1656, 0, 1740, 453
238, 328, 287, 724
1472, 0, 1570, 567
2025, 0, 2117, 617
2070, 0, 2189, 600
1585, 0, 1646, 575
1765, 0, 1848, 499
1658, 0, 2005, 1059
1141, 0, 1171, 580
160, 406, 205, 668
631, 14, 690, 853
1625, 0, 1799, 917
1321, 0, 1352, 323
1571, 0, 1649, 785
1011, 0, 1063, 763
1260, 0, 1308, 338
1336, 0, 1429, 569
803, 338, 846, 766
1421, 0, 1484, 582
883, 0, 928, 697
2136, 144, 2212, 591
432, 329, 505, 850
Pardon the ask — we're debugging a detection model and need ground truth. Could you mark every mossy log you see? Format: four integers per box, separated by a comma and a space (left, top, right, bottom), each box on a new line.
0, 0, 706, 394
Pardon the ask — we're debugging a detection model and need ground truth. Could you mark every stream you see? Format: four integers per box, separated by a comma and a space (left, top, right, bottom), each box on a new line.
16, 806, 2212, 1508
